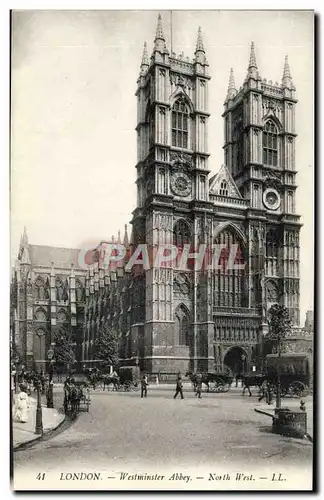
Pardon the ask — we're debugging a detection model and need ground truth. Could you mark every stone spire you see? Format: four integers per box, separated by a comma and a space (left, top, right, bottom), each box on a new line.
196, 26, 205, 52
153, 13, 168, 53
282, 55, 294, 89
245, 41, 261, 81
155, 13, 164, 41
22, 226, 28, 245
194, 26, 206, 64
225, 68, 237, 102
20, 226, 31, 264
140, 41, 149, 74
123, 224, 129, 247
117, 229, 121, 244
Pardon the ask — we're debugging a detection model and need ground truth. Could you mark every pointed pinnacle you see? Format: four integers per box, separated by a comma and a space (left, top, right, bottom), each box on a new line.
141, 41, 149, 68
195, 26, 205, 53
283, 55, 292, 80
155, 13, 165, 41
123, 224, 129, 247
248, 41, 257, 69
226, 68, 237, 101
117, 229, 121, 243
22, 226, 28, 245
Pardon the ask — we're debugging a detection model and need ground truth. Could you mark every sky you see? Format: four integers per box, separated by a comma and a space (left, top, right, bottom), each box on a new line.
10, 9, 314, 322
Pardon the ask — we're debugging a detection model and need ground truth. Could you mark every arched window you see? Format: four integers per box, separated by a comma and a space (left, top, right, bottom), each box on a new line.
35, 278, 46, 300
172, 99, 189, 149
56, 278, 64, 301
263, 121, 278, 167
266, 281, 279, 302
174, 305, 190, 347
219, 180, 229, 196
173, 220, 191, 248
266, 230, 278, 259
76, 280, 84, 302
213, 228, 246, 308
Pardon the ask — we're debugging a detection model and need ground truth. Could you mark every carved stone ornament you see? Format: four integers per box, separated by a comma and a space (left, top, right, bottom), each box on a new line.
263, 172, 282, 192
171, 172, 191, 197
263, 188, 281, 211
170, 73, 196, 90
57, 310, 67, 322
35, 309, 47, 321
174, 274, 190, 296
170, 151, 193, 169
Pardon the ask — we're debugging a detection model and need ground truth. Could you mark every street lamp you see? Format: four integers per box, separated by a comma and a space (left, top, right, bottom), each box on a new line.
46, 348, 54, 408
34, 376, 43, 435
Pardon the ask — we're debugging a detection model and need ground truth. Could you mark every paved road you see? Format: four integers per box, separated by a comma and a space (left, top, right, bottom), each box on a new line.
13, 387, 313, 490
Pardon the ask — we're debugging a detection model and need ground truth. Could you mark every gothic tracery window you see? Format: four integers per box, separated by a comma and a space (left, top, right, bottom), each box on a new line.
213, 228, 246, 308
56, 279, 64, 301
171, 99, 189, 149
173, 220, 191, 249
175, 305, 190, 347
35, 278, 46, 300
263, 120, 278, 167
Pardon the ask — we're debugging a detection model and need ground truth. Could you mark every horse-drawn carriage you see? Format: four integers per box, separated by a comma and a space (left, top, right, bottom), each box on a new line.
63, 374, 91, 414
186, 371, 234, 393
242, 353, 310, 398
265, 353, 310, 398
118, 366, 140, 392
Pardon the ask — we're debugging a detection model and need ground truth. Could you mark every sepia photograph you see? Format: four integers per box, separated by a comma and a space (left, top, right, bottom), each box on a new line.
10, 9, 314, 491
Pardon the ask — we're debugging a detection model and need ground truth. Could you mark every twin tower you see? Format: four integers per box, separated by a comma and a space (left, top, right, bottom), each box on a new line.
123, 13, 300, 374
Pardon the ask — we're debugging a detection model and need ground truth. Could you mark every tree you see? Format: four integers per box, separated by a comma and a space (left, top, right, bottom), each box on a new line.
93, 323, 119, 372
54, 329, 75, 371
266, 304, 292, 408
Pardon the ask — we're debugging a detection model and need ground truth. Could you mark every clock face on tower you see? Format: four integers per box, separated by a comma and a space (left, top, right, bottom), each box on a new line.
263, 188, 281, 211
171, 172, 191, 197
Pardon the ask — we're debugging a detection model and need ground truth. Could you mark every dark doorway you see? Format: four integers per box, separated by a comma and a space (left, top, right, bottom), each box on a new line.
223, 346, 248, 376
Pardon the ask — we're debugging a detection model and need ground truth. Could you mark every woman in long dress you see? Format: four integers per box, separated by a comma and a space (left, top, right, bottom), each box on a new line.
13, 384, 30, 423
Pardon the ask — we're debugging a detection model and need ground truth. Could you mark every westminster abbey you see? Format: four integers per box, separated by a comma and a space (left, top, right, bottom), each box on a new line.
11, 14, 312, 376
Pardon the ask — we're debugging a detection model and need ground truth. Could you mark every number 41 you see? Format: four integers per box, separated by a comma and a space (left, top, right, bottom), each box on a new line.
36, 473, 46, 481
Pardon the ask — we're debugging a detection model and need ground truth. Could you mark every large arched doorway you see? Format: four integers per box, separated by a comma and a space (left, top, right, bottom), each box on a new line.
223, 346, 248, 375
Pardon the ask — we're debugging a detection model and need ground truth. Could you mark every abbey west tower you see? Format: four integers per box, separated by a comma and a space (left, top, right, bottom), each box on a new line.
130, 14, 301, 375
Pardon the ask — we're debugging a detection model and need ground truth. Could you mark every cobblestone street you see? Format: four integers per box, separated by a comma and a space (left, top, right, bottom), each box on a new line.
13, 386, 313, 490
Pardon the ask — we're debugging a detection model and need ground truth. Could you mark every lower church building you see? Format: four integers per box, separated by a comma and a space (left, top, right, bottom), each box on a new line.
11, 15, 312, 377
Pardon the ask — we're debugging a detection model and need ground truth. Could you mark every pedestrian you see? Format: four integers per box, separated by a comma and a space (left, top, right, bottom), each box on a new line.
195, 373, 203, 399
141, 373, 148, 398
258, 382, 272, 404
173, 375, 184, 399
12, 384, 30, 423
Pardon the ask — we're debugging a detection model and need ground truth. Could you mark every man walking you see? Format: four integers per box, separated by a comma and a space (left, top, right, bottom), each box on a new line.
195, 373, 203, 399
141, 373, 148, 398
173, 375, 184, 399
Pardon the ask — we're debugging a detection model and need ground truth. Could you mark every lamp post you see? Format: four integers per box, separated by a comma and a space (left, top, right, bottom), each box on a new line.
35, 377, 43, 435
15, 356, 20, 392
47, 348, 54, 408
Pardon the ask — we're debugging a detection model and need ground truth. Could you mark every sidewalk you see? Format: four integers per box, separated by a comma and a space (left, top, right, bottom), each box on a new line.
12, 396, 65, 450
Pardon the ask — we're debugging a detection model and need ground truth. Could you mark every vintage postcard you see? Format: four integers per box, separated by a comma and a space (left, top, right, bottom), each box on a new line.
10, 9, 314, 491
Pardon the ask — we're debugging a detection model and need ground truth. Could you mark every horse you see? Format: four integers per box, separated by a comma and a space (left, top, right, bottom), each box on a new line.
185, 371, 210, 392
64, 383, 83, 415
100, 374, 120, 391
241, 373, 265, 396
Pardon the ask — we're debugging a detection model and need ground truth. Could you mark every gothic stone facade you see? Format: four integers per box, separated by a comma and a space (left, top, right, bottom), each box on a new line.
11, 16, 308, 376
83, 17, 303, 376
10, 230, 87, 371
